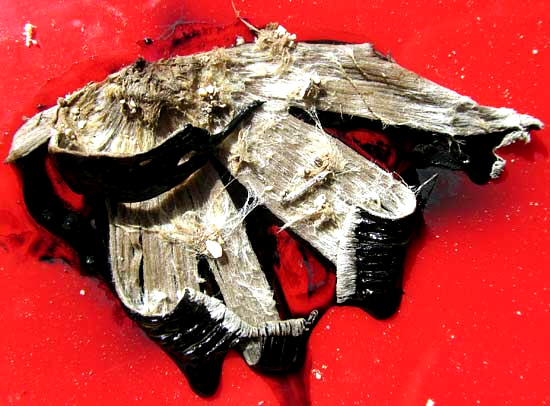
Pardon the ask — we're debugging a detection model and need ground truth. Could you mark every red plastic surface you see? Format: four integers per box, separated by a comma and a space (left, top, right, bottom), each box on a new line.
1, 1, 549, 404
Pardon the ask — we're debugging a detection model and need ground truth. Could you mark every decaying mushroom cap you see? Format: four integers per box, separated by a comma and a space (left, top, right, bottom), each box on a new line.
6, 24, 543, 395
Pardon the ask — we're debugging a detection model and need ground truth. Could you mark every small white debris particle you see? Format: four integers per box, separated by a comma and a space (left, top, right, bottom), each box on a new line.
205, 240, 223, 259
276, 25, 288, 37
235, 36, 245, 46
205, 84, 216, 95
516, 310, 522, 316
23, 23, 38, 47
312, 368, 322, 380
79, 289, 86, 296
273, 24, 297, 47
197, 87, 208, 97
311, 72, 321, 85
77, 120, 87, 129
532, 49, 539, 55
128, 99, 137, 114
313, 194, 327, 208
426, 399, 435, 406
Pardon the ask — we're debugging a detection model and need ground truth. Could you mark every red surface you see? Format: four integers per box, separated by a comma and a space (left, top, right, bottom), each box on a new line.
1, 0, 549, 405
270, 226, 336, 316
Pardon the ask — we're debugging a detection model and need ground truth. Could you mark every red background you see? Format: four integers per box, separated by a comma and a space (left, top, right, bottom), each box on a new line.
1, 0, 549, 404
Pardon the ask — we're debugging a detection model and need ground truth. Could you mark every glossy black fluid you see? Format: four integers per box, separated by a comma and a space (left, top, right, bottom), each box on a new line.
131, 293, 239, 396
249, 311, 319, 373
349, 209, 420, 320
130, 293, 317, 396
18, 145, 110, 279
